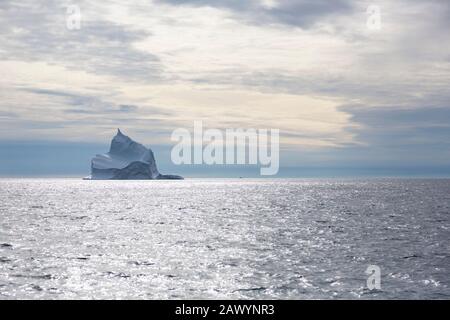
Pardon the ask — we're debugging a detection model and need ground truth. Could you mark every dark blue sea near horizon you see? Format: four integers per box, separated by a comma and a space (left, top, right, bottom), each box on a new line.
1, 178, 449, 299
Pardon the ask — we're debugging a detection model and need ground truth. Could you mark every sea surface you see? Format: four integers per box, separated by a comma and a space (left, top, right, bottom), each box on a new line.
1, 178, 450, 299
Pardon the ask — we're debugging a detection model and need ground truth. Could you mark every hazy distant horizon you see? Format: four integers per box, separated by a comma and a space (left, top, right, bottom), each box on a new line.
1, 139, 450, 178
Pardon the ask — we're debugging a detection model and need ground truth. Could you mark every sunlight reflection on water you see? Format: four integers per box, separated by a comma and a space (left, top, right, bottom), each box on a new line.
1, 178, 450, 299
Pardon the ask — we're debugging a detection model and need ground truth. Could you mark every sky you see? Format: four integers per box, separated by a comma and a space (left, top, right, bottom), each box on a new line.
0, 0, 449, 177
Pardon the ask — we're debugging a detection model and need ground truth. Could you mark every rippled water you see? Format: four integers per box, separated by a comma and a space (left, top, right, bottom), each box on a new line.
1, 178, 450, 299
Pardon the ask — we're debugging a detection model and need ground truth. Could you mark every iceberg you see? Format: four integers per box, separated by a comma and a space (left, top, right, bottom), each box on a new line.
85, 129, 183, 180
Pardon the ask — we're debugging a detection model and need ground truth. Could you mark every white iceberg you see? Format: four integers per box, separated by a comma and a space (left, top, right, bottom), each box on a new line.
85, 129, 183, 180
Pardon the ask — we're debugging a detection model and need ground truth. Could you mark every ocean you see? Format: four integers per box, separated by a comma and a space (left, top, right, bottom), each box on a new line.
1, 178, 449, 299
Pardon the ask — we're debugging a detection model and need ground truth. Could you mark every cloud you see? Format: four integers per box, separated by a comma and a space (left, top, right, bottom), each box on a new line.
157, 0, 354, 28
0, 111, 18, 118
343, 105, 450, 148
20, 87, 175, 117
0, 0, 162, 81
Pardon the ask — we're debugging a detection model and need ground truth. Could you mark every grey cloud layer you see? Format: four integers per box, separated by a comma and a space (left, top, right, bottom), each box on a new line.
21, 88, 173, 117
0, 0, 161, 81
343, 106, 450, 147
158, 0, 354, 28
